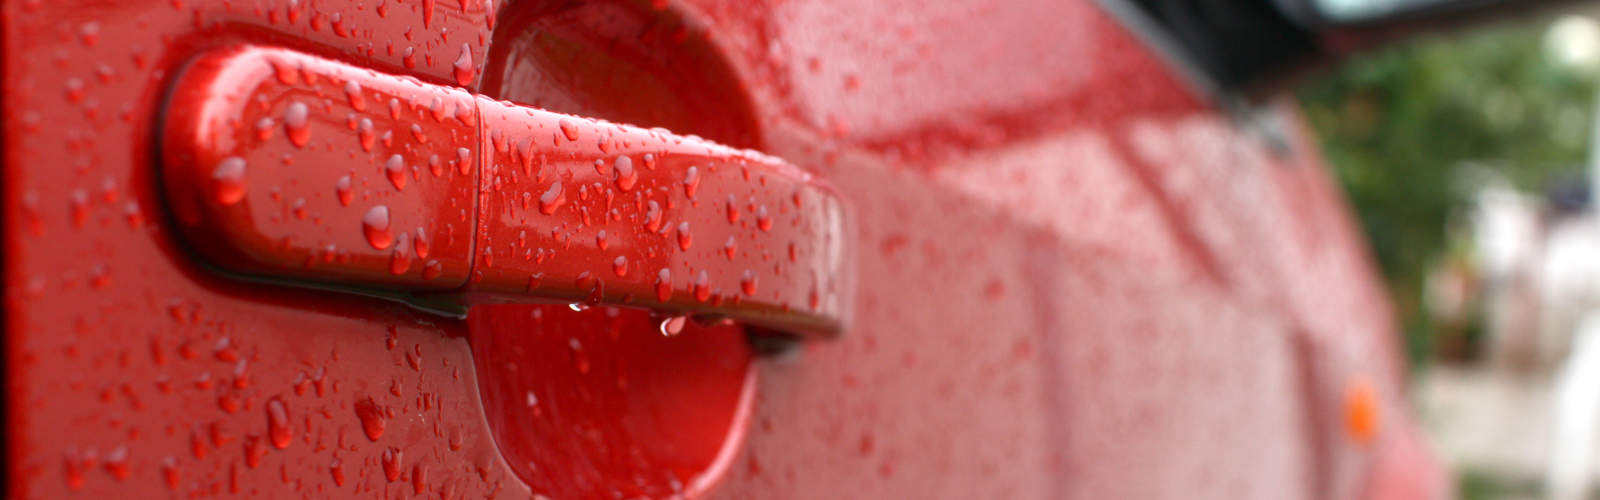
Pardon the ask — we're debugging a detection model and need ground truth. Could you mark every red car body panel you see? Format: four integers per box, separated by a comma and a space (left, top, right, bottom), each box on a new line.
2, 0, 1447, 498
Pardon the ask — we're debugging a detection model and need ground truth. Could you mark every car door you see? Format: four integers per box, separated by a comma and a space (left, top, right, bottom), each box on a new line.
4, 0, 1440, 499
691, 1, 1441, 496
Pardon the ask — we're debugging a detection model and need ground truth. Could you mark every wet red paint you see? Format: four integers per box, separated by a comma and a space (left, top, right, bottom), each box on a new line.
160, 46, 849, 336
470, 95, 848, 335
162, 47, 479, 291
469, 305, 754, 499
3, 0, 1444, 499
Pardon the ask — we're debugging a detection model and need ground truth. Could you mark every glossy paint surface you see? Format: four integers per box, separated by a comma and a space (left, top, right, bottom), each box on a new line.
469, 306, 754, 499
4, 0, 1444, 499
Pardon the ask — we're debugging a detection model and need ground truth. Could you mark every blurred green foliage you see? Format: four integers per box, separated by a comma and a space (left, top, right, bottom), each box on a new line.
1456, 467, 1543, 499
1298, 21, 1594, 367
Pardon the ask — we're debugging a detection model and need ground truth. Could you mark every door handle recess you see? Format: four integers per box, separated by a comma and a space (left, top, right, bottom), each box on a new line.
161, 46, 850, 337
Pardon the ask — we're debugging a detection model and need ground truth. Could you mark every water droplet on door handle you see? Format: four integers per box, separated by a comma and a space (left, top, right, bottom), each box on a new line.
162, 46, 479, 291
161, 45, 853, 337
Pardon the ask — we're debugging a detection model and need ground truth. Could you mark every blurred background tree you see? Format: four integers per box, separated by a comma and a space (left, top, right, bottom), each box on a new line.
1297, 19, 1596, 367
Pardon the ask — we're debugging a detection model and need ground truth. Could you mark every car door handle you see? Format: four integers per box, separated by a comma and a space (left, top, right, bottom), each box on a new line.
161, 46, 851, 337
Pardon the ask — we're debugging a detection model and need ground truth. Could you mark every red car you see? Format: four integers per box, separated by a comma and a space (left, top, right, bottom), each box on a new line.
3, 0, 1511, 498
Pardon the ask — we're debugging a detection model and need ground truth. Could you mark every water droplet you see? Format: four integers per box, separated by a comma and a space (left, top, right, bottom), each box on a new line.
558, 118, 580, 141
255, 117, 275, 141
429, 96, 448, 121
412, 463, 427, 494
676, 222, 692, 250
428, 154, 443, 176
656, 268, 672, 301
335, 175, 353, 206
576, 272, 604, 305
595, 229, 609, 250
354, 397, 386, 441
614, 155, 636, 191
642, 153, 657, 170
726, 194, 740, 223
266, 398, 292, 449
344, 81, 365, 111
330, 458, 346, 486
68, 190, 88, 227
330, 12, 349, 36
538, 182, 565, 214
683, 166, 700, 198
452, 43, 475, 86
493, 129, 519, 156
413, 228, 430, 259
723, 236, 737, 259
390, 232, 413, 274
449, 427, 465, 449
80, 21, 100, 46
64, 78, 85, 102
643, 200, 663, 232
93, 63, 114, 84
612, 256, 628, 277
456, 147, 473, 175
104, 446, 130, 480
62, 451, 88, 490
358, 118, 375, 151
270, 57, 299, 85
381, 447, 403, 482
741, 269, 758, 295
693, 270, 710, 302
124, 202, 144, 229
422, 260, 443, 280
422, 0, 436, 27
218, 392, 243, 413
244, 435, 270, 471
385, 154, 407, 191
363, 206, 394, 249
756, 205, 772, 231
161, 457, 180, 490
283, 102, 310, 147
659, 315, 687, 336
212, 157, 247, 206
